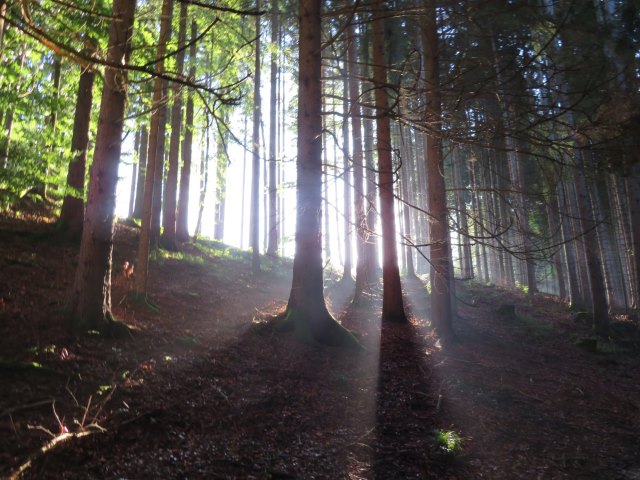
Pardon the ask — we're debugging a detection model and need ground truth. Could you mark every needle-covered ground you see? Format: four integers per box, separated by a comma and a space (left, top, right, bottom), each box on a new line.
1, 215, 639, 479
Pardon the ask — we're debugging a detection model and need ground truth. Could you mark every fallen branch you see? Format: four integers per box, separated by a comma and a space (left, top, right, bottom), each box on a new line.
8, 429, 99, 480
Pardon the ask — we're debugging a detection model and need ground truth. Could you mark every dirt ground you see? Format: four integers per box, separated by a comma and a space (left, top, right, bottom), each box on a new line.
1, 216, 640, 479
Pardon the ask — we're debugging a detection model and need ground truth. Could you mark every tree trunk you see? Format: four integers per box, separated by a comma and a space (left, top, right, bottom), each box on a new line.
251, 0, 262, 273
133, 125, 148, 219
161, 1, 187, 250
348, 21, 367, 297
128, 129, 140, 218
341, 72, 353, 281
214, 131, 228, 241
135, 0, 173, 296
423, 0, 453, 338
68, 0, 136, 332
574, 145, 609, 333
58, 64, 95, 239
266, 0, 279, 256
279, 0, 358, 348
372, 0, 406, 323
176, 19, 197, 243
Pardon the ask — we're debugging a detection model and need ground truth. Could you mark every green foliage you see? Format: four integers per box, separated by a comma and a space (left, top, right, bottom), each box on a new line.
434, 429, 463, 455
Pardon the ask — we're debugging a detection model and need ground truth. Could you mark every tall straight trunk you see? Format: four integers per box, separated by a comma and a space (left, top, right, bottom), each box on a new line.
266, 0, 279, 256
59, 64, 96, 238
128, 129, 140, 217
400, 154, 415, 277
133, 125, 148, 219
177, 20, 197, 243
372, 0, 406, 323
150, 88, 168, 248
251, 0, 262, 273
574, 145, 609, 333
546, 196, 567, 301
1, 46, 26, 169
423, 0, 453, 337
628, 163, 640, 309
341, 72, 353, 281
135, 0, 173, 296
194, 121, 210, 238
214, 132, 228, 240
280, 0, 358, 348
161, 1, 187, 250
348, 22, 367, 297
68, 0, 136, 331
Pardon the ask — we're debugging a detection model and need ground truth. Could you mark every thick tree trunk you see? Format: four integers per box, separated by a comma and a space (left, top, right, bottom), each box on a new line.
59, 65, 95, 238
68, 0, 136, 332
423, 0, 453, 337
372, 0, 406, 323
251, 0, 262, 273
280, 0, 358, 348
135, 0, 173, 296
161, 2, 187, 250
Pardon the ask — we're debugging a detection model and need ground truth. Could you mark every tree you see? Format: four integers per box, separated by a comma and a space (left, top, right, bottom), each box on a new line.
58, 58, 96, 239
266, 0, 279, 257
251, 0, 262, 273
160, 1, 188, 251
371, 0, 406, 323
135, 0, 173, 298
278, 0, 359, 348
422, 0, 454, 338
176, 20, 197, 243
68, 0, 136, 332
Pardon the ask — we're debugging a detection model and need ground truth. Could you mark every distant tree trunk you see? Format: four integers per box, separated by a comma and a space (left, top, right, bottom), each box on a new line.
349, 21, 368, 299
194, 120, 210, 238
546, 196, 567, 301
266, 0, 279, 256
133, 125, 148, 219
68, 0, 136, 332
423, 0, 453, 338
372, 0, 406, 323
629, 163, 640, 309
161, 2, 187, 250
341, 72, 353, 281
251, 0, 262, 273
135, 0, 173, 297
279, 0, 358, 348
128, 129, 140, 217
574, 144, 609, 333
150, 90, 168, 248
0, 45, 25, 169
214, 131, 228, 241
399, 127, 416, 278
58, 64, 95, 238
176, 22, 196, 242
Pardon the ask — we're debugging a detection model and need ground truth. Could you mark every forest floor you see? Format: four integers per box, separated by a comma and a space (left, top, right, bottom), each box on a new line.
1, 215, 640, 479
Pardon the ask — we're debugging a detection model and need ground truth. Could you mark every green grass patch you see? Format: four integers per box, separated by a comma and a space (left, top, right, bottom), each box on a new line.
435, 429, 463, 455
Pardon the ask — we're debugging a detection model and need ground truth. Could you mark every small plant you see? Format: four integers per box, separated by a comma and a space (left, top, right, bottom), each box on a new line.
435, 429, 463, 455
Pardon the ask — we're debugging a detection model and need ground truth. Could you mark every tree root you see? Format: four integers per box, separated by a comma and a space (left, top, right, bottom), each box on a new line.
276, 307, 363, 350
